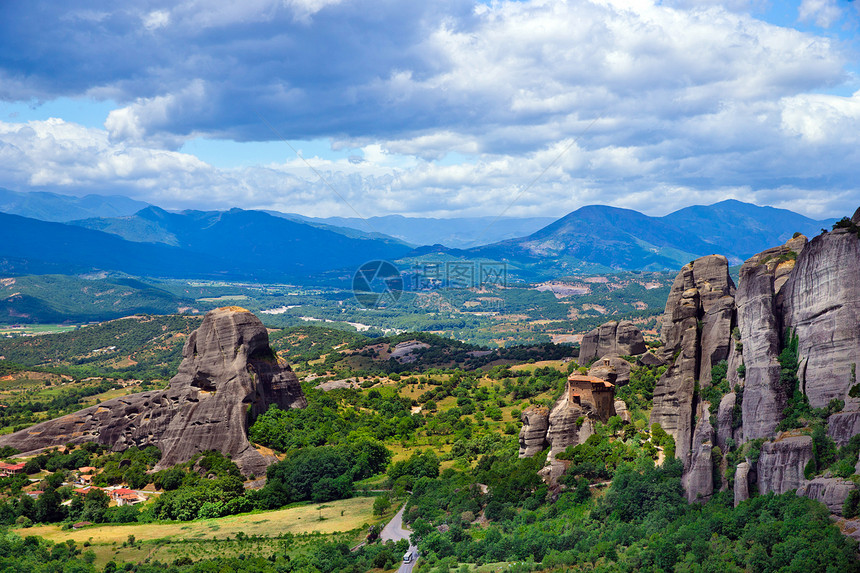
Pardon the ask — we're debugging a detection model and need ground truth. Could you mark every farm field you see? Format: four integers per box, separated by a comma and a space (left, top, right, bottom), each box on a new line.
17, 496, 382, 567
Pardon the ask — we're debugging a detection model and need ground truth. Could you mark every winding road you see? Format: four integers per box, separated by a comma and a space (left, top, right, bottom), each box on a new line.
380, 503, 418, 573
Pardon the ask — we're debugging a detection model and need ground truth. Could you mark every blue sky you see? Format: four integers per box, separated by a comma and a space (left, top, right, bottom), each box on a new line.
0, 0, 858, 219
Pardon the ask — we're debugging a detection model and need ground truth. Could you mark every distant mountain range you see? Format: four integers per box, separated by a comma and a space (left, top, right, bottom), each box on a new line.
441, 200, 837, 276
0, 207, 412, 281
279, 213, 556, 249
0, 188, 842, 281
0, 188, 149, 222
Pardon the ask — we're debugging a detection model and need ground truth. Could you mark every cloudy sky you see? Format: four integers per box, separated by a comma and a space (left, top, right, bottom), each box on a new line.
1, 0, 859, 219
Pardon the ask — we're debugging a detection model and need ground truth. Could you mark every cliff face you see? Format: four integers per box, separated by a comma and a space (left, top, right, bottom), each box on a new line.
652, 217, 860, 512
0, 307, 306, 475
736, 236, 806, 440
650, 255, 735, 465
756, 435, 813, 495
783, 229, 860, 409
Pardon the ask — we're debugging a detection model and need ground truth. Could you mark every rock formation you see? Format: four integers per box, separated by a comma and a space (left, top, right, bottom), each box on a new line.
578, 320, 646, 363
518, 209, 860, 516
736, 236, 806, 440
734, 461, 751, 506
588, 355, 631, 386
755, 435, 813, 495
715, 392, 736, 451
0, 307, 306, 475
614, 400, 631, 423
682, 401, 715, 503
797, 477, 858, 515
783, 229, 860, 409
650, 255, 735, 465
518, 406, 549, 458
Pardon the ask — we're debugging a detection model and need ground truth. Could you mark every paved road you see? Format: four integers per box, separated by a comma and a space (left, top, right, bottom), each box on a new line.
380, 503, 418, 573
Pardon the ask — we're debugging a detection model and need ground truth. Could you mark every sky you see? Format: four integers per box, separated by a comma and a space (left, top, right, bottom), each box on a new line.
1, 0, 859, 220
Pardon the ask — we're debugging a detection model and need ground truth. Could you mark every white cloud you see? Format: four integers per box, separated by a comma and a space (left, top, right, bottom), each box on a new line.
0, 0, 858, 220
798, 0, 843, 28
143, 10, 171, 31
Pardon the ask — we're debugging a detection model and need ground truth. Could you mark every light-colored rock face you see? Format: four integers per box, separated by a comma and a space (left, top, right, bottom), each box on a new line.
716, 392, 736, 452
651, 254, 735, 466
650, 325, 697, 463
546, 395, 591, 458
734, 461, 751, 507
683, 402, 715, 503
0, 308, 306, 475
829, 411, 860, 447
736, 254, 785, 441
699, 296, 735, 386
797, 477, 858, 516
757, 435, 813, 495
784, 230, 860, 408
614, 400, 631, 423
518, 407, 550, 458
578, 320, 646, 364
638, 351, 666, 367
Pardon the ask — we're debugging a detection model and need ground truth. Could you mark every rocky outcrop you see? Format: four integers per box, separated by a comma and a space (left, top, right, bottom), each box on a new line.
735, 237, 806, 440
797, 477, 858, 515
699, 296, 735, 386
757, 435, 813, 495
578, 320, 646, 363
588, 355, 631, 386
651, 255, 735, 466
518, 406, 549, 458
614, 400, 631, 423
682, 402, 715, 503
637, 351, 666, 367
783, 229, 860, 408
0, 307, 306, 475
546, 395, 593, 457
734, 461, 751, 506
716, 392, 736, 451
829, 411, 860, 447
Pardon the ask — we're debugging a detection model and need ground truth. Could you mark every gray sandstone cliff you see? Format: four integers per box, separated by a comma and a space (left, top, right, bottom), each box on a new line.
783, 229, 860, 409
0, 307, 306, 475
735, 236, 806, 440
734, 461, 751, 506
651, 255, 735, 466
756, 435, 813, 495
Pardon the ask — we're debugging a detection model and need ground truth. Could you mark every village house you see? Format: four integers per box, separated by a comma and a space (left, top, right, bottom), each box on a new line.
0, 462, 25, 477
110, 487, 142, 506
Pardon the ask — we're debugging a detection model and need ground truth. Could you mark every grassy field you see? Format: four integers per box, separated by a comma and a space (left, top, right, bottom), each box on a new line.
18, 496, 383, 567
0, 324, 80, 336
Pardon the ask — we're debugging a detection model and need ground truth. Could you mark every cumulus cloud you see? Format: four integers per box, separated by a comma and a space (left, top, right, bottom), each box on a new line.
0, 0, 858, 219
